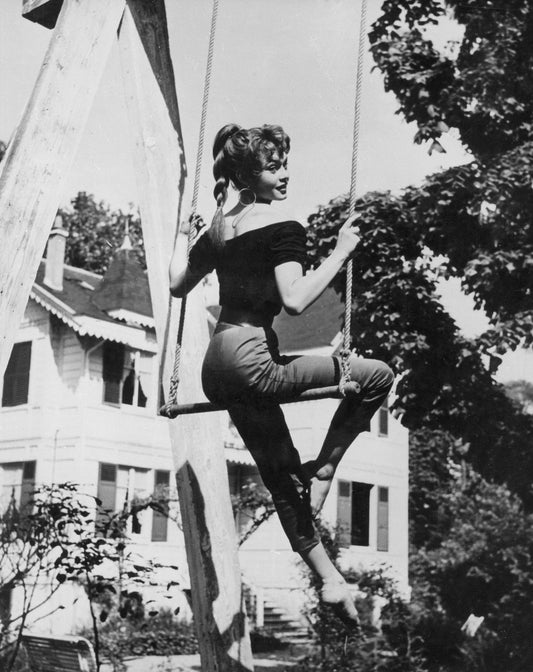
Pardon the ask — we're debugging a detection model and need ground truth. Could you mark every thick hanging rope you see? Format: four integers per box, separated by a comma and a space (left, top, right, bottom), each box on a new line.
162, 0, 220, 416
339, 0, 368, 397
161, 0, 369, 418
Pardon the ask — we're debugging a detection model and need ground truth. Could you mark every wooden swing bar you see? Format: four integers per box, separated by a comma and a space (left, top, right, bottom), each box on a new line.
160, 384, 343, 418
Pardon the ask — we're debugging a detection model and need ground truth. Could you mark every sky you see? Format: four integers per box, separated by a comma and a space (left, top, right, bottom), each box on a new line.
0, 0, 469, 219
1, 0, 530, 381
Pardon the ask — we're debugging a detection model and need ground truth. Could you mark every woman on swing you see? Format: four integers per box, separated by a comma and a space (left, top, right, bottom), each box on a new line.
169, 123, 394, 628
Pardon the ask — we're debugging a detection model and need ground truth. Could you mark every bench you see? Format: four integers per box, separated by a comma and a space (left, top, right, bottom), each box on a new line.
21, 634, 97, 672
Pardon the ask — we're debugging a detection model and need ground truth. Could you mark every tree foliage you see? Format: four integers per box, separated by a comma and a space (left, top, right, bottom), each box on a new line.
370, 0, 533, 156
295, 440, 533, 672
307, 190, 533, 504
295, 522, 430, 672
306, 0, 533, 504
505, 379, 533, 413
305, 11, 533, 665
58, 192, 145, 275
411, 467, 533, 671
0, 483, 100, 670
368, 0, 533, 351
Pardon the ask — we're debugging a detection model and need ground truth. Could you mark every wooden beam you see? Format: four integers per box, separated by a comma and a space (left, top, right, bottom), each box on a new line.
125, 0, 187, 143
118, 5, 254, 670
22, 0, 64, 29
170, 284, 254, 672
0, 0, 126, 377
117, 5, 183, 368
162, 385, 343, 417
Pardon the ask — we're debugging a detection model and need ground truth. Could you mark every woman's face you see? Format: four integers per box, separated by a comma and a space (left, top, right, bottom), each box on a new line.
250, 151, 289, 203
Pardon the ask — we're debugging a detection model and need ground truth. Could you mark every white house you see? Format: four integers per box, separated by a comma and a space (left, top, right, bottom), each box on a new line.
0, 224, 408, 634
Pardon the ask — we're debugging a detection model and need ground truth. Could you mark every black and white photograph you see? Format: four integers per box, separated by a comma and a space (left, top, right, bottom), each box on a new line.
0, 1, 532, 671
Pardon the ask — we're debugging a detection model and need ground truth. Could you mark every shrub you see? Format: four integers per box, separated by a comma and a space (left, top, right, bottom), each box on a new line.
293, 522, 430, 672
80, 609, 198, 664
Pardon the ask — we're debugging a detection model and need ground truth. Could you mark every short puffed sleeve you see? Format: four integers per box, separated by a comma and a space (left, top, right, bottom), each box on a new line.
269, 222, 307, 268
187, 231, 216, 276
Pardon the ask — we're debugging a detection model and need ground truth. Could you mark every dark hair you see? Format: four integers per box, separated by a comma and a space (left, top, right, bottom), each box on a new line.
209, 123, 290, 248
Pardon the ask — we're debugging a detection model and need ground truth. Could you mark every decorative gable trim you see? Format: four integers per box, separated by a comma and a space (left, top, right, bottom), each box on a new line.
75, 316, 157, 352
106, 308, 155, 329
30, 287, 157, 353
32, 284, 76, 315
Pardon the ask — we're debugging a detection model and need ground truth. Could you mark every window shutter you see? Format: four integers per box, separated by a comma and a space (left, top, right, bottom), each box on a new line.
2, 342, 31, 407
336, 480, 352, 548
377, 486, 389, 552
378, 397, 389, 436
151, 470, 170, 542
96, 463, 117, 533
20, 461, 36, 515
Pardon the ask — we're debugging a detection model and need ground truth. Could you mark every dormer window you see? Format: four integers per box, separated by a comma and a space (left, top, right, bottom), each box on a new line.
102, 342, 148, 408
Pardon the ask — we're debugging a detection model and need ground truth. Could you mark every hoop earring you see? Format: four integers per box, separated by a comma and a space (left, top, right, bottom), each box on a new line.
238, 188, 256, 206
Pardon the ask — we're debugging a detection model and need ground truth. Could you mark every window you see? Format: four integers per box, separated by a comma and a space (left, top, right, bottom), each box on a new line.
96, 462, 159, 539
337, 480, 389, 552
2, 342, 31, 407
0, 460, 36, 515
378, 396, 389, 436
102, 342, 148, 408
351, 482, 372, 546
227, 463, 262, 537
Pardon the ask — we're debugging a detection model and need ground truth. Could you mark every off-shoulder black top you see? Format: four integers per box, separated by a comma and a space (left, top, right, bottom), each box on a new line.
187, 221, 307, 317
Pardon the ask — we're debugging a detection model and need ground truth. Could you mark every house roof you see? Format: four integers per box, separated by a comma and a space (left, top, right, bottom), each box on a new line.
35, 262, 108, 320
32, 243, 155, 350
91, 237, 152, 318
273, 287, 343, 352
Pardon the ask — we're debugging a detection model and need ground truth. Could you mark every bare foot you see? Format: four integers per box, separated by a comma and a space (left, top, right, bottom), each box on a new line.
302, 461, 335, 517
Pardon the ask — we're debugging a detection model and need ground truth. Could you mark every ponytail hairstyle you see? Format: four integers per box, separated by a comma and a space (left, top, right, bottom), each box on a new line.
209, 123, 291, 249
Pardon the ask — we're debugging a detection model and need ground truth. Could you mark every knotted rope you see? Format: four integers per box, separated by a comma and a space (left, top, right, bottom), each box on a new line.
161, 0, 219, 417
339, 0, 368, 398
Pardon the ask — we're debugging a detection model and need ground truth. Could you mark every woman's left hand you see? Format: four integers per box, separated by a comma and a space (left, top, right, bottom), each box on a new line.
334, 214, 361, 260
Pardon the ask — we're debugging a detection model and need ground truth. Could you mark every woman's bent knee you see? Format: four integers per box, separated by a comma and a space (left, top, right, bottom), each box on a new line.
349, 357, 394, 392
375, 361, 395, 390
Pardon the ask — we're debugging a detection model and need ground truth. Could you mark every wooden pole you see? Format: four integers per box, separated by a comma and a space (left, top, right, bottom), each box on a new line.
22, 0, 64, 29
118, 4, 253, 670
0, 0, 126, 376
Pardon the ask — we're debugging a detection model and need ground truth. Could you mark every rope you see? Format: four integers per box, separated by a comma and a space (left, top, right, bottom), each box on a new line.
162, 0, 368, 414
339, 0, 368, 397
164, 0, 220, 413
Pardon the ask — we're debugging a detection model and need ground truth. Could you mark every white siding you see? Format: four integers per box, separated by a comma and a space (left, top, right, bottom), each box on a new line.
59, 330, 84, 395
